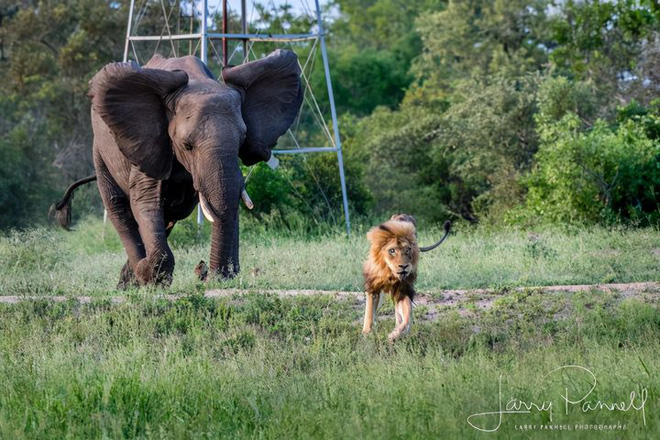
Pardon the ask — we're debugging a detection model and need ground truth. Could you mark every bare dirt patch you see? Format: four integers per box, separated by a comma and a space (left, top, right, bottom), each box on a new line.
2, 281, 658, 321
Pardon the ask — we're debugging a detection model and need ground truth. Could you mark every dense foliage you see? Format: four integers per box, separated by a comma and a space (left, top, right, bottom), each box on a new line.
1, 0, 660, 230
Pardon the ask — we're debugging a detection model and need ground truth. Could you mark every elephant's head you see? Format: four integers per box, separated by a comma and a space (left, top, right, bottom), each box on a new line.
89, 49, 303, 277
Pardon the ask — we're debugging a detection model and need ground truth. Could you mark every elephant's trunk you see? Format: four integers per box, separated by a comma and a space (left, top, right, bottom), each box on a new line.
209, 216, 239, 277
197, 155, 241, 278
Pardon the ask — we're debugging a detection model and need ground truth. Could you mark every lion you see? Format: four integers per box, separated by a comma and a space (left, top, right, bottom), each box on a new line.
362, 214, 451, 341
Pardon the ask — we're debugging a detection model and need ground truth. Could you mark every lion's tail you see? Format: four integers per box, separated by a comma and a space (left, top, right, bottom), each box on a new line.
48, 175, 97, 230
419, 220, 451, 252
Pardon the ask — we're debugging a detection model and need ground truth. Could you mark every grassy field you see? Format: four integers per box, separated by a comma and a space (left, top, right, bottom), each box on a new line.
0, 218, 659, 438
0, 217, 659, 296
0, 289, 657, 438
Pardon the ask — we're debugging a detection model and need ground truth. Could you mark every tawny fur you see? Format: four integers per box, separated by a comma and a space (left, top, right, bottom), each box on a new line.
362, 217, 420, 341
362, 214, 451, 341
363, 220, 419, 302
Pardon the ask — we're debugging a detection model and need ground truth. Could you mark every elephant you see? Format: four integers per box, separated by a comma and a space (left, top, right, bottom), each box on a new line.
53, 49, 303, 288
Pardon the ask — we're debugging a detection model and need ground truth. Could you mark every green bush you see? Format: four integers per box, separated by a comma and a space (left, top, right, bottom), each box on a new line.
513, 112, 660, 225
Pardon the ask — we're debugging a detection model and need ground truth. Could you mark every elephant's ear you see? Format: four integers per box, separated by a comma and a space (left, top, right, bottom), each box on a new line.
222, 49, 303, 165
89, 61, 189, 179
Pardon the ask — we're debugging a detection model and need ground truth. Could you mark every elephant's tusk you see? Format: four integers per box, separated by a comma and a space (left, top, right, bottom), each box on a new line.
199, 194, 215, 223
241, 189, 254, 210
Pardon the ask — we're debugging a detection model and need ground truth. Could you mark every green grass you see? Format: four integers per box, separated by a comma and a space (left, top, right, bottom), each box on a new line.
1, 218, 659, 438
0, 290, 657, 439
0, 217, 659, 296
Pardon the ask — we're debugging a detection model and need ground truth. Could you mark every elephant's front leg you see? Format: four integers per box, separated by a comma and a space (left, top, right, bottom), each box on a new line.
117, 220, 177, 288
95, 159, 145, 290
129, 167, 175, 286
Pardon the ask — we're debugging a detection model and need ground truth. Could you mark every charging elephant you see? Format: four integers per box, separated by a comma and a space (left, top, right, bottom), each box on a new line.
54, 49, 302, 287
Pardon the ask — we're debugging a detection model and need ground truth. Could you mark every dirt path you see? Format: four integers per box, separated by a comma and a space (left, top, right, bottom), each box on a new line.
1, 282, 658, 310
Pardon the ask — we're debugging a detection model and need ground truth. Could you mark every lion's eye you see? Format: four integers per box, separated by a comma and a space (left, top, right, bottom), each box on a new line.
388, 248, 396, 255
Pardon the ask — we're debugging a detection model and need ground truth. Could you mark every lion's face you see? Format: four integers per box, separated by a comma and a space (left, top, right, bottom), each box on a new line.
366, 220, 419, 281
383, 237, 416, 279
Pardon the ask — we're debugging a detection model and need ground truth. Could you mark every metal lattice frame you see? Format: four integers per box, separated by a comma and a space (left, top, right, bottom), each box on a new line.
122, 0, 351, 235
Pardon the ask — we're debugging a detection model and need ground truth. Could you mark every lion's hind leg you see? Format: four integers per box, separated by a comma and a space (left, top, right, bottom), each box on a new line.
388, 295, 412, 342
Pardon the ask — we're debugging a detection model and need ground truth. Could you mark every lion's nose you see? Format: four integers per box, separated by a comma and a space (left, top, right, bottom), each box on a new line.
398, 264, 409, 269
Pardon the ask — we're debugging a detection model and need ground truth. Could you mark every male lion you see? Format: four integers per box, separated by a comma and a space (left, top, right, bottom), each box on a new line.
362, 214, 451, 341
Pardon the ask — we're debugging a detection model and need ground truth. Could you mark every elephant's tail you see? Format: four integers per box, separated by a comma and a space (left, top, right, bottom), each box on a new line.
48, 175, 97, 230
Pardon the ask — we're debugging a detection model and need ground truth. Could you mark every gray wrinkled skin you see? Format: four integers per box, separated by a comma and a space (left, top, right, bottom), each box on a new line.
88, 50, 302, 287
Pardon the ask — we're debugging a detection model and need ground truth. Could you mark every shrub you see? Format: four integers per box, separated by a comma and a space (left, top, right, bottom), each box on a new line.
513, 112, 660, 225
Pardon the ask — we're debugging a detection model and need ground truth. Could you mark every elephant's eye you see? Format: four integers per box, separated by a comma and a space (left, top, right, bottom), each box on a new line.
183, 141, 193, 151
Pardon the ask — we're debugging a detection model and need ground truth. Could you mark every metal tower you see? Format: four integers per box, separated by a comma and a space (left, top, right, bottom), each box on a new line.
122, 0, 351, 235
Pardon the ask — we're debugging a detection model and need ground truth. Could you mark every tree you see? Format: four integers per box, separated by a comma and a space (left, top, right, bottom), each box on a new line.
322, 0, 445, 115
409, 0, 551, 104
549, 0, 658, 101
0, 1, 125, 227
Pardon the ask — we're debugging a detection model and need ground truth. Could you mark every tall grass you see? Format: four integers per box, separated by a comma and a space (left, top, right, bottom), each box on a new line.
0, 290, 657, 438
1, 216, 658, 296
0, 218, 658, 438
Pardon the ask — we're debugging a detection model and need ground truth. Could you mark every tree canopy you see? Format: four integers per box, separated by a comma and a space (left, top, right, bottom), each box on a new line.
1, 0, 659, 229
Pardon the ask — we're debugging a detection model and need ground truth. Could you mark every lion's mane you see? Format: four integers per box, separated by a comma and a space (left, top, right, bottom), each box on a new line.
363, 220, 419, 302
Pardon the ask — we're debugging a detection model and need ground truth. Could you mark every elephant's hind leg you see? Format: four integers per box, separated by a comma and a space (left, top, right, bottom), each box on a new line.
95, 160, 146, 289
117, 261, 138, 290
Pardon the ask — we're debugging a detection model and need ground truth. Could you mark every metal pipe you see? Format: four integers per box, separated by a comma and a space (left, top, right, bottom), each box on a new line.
128, 33, 320, 42
222, 0, 228, 66
241, 0, 248, 62
200, 0, 208, 62
273, 147, 339, 155
176, 0, 181, 56
129, 33, 203, 41
314, 0, 351, 236
189, 0, 194, 54
208, 32, 321, 41
123, 0, 136, 62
